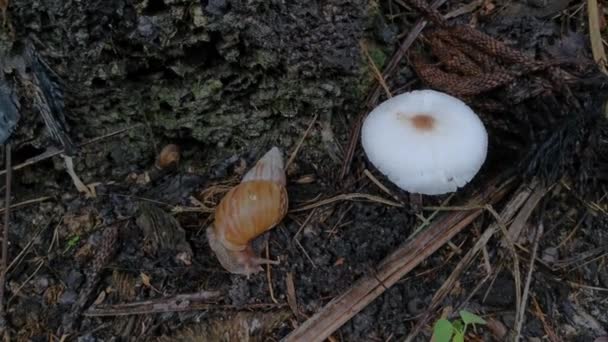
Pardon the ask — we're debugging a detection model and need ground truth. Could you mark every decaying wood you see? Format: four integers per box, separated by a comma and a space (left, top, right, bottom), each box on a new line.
282, 175, 515, 342
84, 291, 222, 317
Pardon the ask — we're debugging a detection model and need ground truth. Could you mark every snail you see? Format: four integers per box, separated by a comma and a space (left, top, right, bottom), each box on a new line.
155, 144, 181, 170
206, 146, 288, 276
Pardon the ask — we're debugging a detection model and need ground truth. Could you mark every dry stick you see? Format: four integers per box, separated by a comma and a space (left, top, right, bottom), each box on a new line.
504, 180, 547, 244
588, 0, 608, 74
0, 124, 141, 177
361, 41, 392, 98
531, 296, 560, 342
266, 241, 279, 304
404, 182, 535, 341
282, 176, 514, 342
514, 223, 543, 340
286, 114, 318, 170
286, 273, 299, 320
289, 193, 403, 213
486, 204, 523, 328
0, 196, 52, 214
0, 143, 11, 324
339, 0, 448, 179
83, 290, 222, 316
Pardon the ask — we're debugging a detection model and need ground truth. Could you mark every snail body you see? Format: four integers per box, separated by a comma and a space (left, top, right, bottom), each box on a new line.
207, 146, 288, 276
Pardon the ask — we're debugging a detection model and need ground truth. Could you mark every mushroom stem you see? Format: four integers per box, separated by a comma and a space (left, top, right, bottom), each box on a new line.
409, 193, 422, 211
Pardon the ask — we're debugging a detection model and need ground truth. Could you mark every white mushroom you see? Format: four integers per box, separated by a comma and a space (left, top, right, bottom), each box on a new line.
360, 89, 488, 195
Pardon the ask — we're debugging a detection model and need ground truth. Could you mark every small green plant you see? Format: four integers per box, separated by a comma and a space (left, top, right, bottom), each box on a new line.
432, 310, 487, 342
63, 235, 81, 253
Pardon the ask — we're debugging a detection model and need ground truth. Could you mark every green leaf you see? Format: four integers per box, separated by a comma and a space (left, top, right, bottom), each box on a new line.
452, 331, 465, 342
452, 319, 464, 333
67, 235, 80, 248
459, 310, 486, 325
432, 319, 454, 342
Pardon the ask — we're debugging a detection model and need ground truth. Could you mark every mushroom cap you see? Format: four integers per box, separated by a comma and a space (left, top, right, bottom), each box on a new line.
361, 89, 488, 195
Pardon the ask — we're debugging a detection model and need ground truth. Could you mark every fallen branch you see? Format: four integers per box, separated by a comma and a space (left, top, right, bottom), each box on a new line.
282, 175, 515, 342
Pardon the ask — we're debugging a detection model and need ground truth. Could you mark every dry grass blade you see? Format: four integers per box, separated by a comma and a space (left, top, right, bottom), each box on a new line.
531, 296, 560, 342
485, 204, 523, 326
505, 181, 548, 244
0, 196, 53, 214
588, 0, 608, 74
266, 241, 278, 304
514, 223, 543, 339
290, 193, 403, 213
286, 272, 299, 320
282, 175, 514, 342
286, 113, 318, 170
361, 41, 392, 99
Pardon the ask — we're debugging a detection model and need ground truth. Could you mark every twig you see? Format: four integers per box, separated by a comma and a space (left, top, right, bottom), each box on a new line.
84, 290, 222, 316
504, 180, 548, 244
514, 223, 543, 339
7, 214, 60, 273
0, 124, 141, 177
290, 193, 403, 213
286, 114, 318, 170
588, 0, 608, 74
361, 41, 392, 98
0, 196, 53, 214
286, 272, 299, 320
266, 241, 278, 304
283, 175, 514, 342
531, 296, 560, 342
363, 169, 402, 204
84, 298, 285, 317
486, 204, 523, 326
7, 259, 44, 305
0, 143, 11, 324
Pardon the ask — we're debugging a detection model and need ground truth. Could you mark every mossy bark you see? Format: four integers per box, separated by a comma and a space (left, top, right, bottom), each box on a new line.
7, 0, 394, 185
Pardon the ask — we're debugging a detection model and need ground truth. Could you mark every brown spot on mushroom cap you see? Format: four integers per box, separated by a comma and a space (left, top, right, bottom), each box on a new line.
406, 113, 435, 131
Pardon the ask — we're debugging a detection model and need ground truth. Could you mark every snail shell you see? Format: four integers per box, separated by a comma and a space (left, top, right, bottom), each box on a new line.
206, 146, 288, 276
155, 144, 181, 170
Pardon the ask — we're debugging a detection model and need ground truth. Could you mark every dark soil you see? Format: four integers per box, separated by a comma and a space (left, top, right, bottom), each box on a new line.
1, 0, 608, 341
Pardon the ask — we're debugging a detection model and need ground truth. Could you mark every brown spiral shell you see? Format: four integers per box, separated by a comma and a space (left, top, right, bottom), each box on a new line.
214, 180, 288, 251
156, 144, 181, 169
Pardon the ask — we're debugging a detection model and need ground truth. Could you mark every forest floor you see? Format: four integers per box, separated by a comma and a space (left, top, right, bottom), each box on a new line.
1, 0, 608, 341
